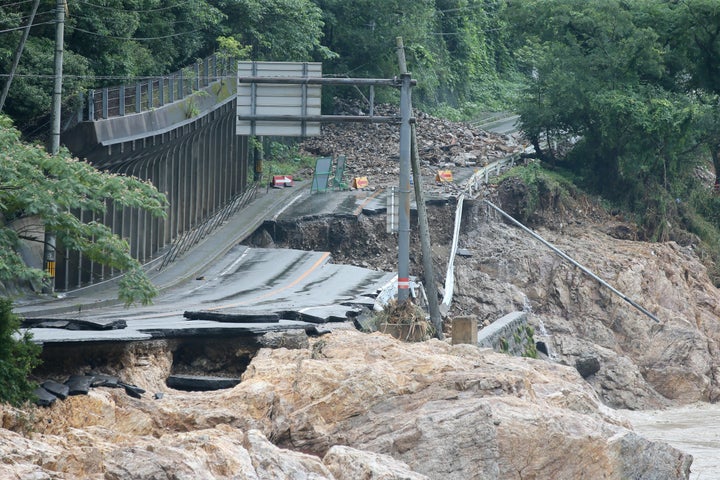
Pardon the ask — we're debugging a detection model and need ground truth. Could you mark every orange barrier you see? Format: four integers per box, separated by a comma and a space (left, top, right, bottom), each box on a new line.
352, 177, 369, 189
271, 175, 294, 187
436, 170, 453, 183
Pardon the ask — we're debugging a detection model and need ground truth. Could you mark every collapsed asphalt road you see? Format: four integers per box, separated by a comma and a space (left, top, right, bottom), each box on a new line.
25, 244, 396, 344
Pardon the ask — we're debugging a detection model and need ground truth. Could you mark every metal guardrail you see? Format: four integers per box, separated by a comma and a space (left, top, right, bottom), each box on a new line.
158, 182, 259, 271
71, 53, 236, 125
463, 152, 522, 198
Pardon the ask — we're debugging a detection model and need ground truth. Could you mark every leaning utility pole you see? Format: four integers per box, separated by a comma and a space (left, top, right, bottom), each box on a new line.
396, 37, 444, 338
397, 61, 412, 303
0, 0, 40, 113
43, 0, 65, 294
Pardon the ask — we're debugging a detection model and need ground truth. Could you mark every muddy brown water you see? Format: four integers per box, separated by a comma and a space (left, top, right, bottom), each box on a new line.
621, 403, 720, 480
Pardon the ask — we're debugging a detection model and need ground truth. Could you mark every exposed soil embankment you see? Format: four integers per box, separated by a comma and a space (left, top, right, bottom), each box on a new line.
250, 203, 456, 277
255, 172, 720, 411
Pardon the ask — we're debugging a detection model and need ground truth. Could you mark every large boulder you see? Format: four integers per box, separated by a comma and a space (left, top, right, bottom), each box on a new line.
0, 331, 691, 479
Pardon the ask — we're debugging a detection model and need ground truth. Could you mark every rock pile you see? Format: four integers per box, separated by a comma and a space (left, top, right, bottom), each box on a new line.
299, 103, 525, 190
454, 185, 720, 409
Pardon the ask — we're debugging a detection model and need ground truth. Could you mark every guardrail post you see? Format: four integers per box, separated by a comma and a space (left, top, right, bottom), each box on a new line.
169, 75, 175, 103
87, 89, 95, 121
102, 87, 108, 118
77, 91, 84, 122
203, 57, 209, 87
135, 82, 141, 113
178, 69, 184, 99
148, 80, 154, 109
194, 61, 200, 91
119, 85, 125, 116
159, 78, 165, 106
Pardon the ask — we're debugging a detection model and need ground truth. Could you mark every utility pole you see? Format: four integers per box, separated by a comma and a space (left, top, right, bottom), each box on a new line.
43, 0, 65, 294
0, 0, 40, 113
396, 37, 444, 339
397, 67, 412, 303
50, 0, 65, 155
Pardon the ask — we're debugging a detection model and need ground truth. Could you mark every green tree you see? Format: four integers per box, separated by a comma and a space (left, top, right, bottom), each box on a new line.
0, 0, 226, 133
429, 0, 513, 107
658, 0, 720, 179
0, 298, 41, 407
0, 115, 168, 305
506, 0, 702, 194
313, 0, 437, 100
218, 0, 330, 61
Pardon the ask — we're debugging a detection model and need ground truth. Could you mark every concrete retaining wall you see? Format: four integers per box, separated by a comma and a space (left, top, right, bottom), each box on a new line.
477, 311, 537, 357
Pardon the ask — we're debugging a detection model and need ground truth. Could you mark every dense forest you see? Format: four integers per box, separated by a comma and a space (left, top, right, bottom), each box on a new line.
2, 0, 720, 287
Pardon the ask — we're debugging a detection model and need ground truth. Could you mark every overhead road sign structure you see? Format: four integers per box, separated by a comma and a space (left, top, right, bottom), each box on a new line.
237, 61, 322, 137
237, 69, 416, 130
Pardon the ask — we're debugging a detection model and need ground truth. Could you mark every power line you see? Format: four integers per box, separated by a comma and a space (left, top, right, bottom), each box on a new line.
0, 21, 55, 34
0, 73, 225, 80
71, 0, 193, 14
0, 0, 35, 8
68, 25, 200, 41
69, 12, 193, 28
14, 9, 55, 21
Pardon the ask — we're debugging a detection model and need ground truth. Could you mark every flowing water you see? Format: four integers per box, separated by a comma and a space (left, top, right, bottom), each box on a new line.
523, 294, 558, 360
621, 403, 720, 479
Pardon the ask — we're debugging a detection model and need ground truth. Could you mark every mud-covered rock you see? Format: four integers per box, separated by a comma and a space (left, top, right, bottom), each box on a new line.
0, 331, 692, 479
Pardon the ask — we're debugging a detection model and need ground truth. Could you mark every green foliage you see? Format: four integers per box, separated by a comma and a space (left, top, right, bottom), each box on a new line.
503, 0, 720, 257
313, 0, 514, 111
263, 141, 316, 183
0, 298, 41, 407
220, 0, 329, 61
497, 162, 575, 223
216, 36, 252, 61
0, 116, 168, 305
520, 325, 537, 358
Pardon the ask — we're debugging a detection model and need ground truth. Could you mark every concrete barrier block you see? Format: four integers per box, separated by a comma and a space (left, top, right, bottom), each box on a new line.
452, 316, 478, 345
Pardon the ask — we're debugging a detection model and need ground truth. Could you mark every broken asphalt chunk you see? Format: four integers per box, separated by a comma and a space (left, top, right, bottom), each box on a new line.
166, 374, 241, 392
90, 374, 120, 388
183, 310, 280, 323
64, 375, 94, 395
22, 317, 127, 331
34, 387, 58, 407
119, 382, 145, 399
41, 380, 69, 400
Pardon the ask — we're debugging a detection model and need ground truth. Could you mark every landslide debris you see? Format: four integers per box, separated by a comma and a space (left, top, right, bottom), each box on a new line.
299, 102, 525, 191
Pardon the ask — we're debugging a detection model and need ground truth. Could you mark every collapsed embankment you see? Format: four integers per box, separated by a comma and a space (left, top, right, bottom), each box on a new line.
1, 330, 692, 479
2, 179, 709, 478
252, 178, 720, 414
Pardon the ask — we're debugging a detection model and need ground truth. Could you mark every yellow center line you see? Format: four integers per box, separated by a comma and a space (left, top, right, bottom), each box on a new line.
206, 251, 331, 311
353, 188, 385, 216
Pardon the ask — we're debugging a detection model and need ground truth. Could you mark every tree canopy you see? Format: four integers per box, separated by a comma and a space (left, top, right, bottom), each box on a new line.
503, 0, 720, 262
0, 115, 168, 305
2, 0, 720, 264
506, 1, 717, 193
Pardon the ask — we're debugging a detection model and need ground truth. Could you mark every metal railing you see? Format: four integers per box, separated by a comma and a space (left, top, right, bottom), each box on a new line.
158, 182, 259, 271
73, 53, 236, 124
463, 152, 522, 198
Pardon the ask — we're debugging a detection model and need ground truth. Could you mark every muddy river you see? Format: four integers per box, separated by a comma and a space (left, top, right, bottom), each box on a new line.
621, 403, 720, 479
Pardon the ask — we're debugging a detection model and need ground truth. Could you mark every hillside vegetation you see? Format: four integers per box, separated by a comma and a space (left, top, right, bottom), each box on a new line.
2, 3, 720, 294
